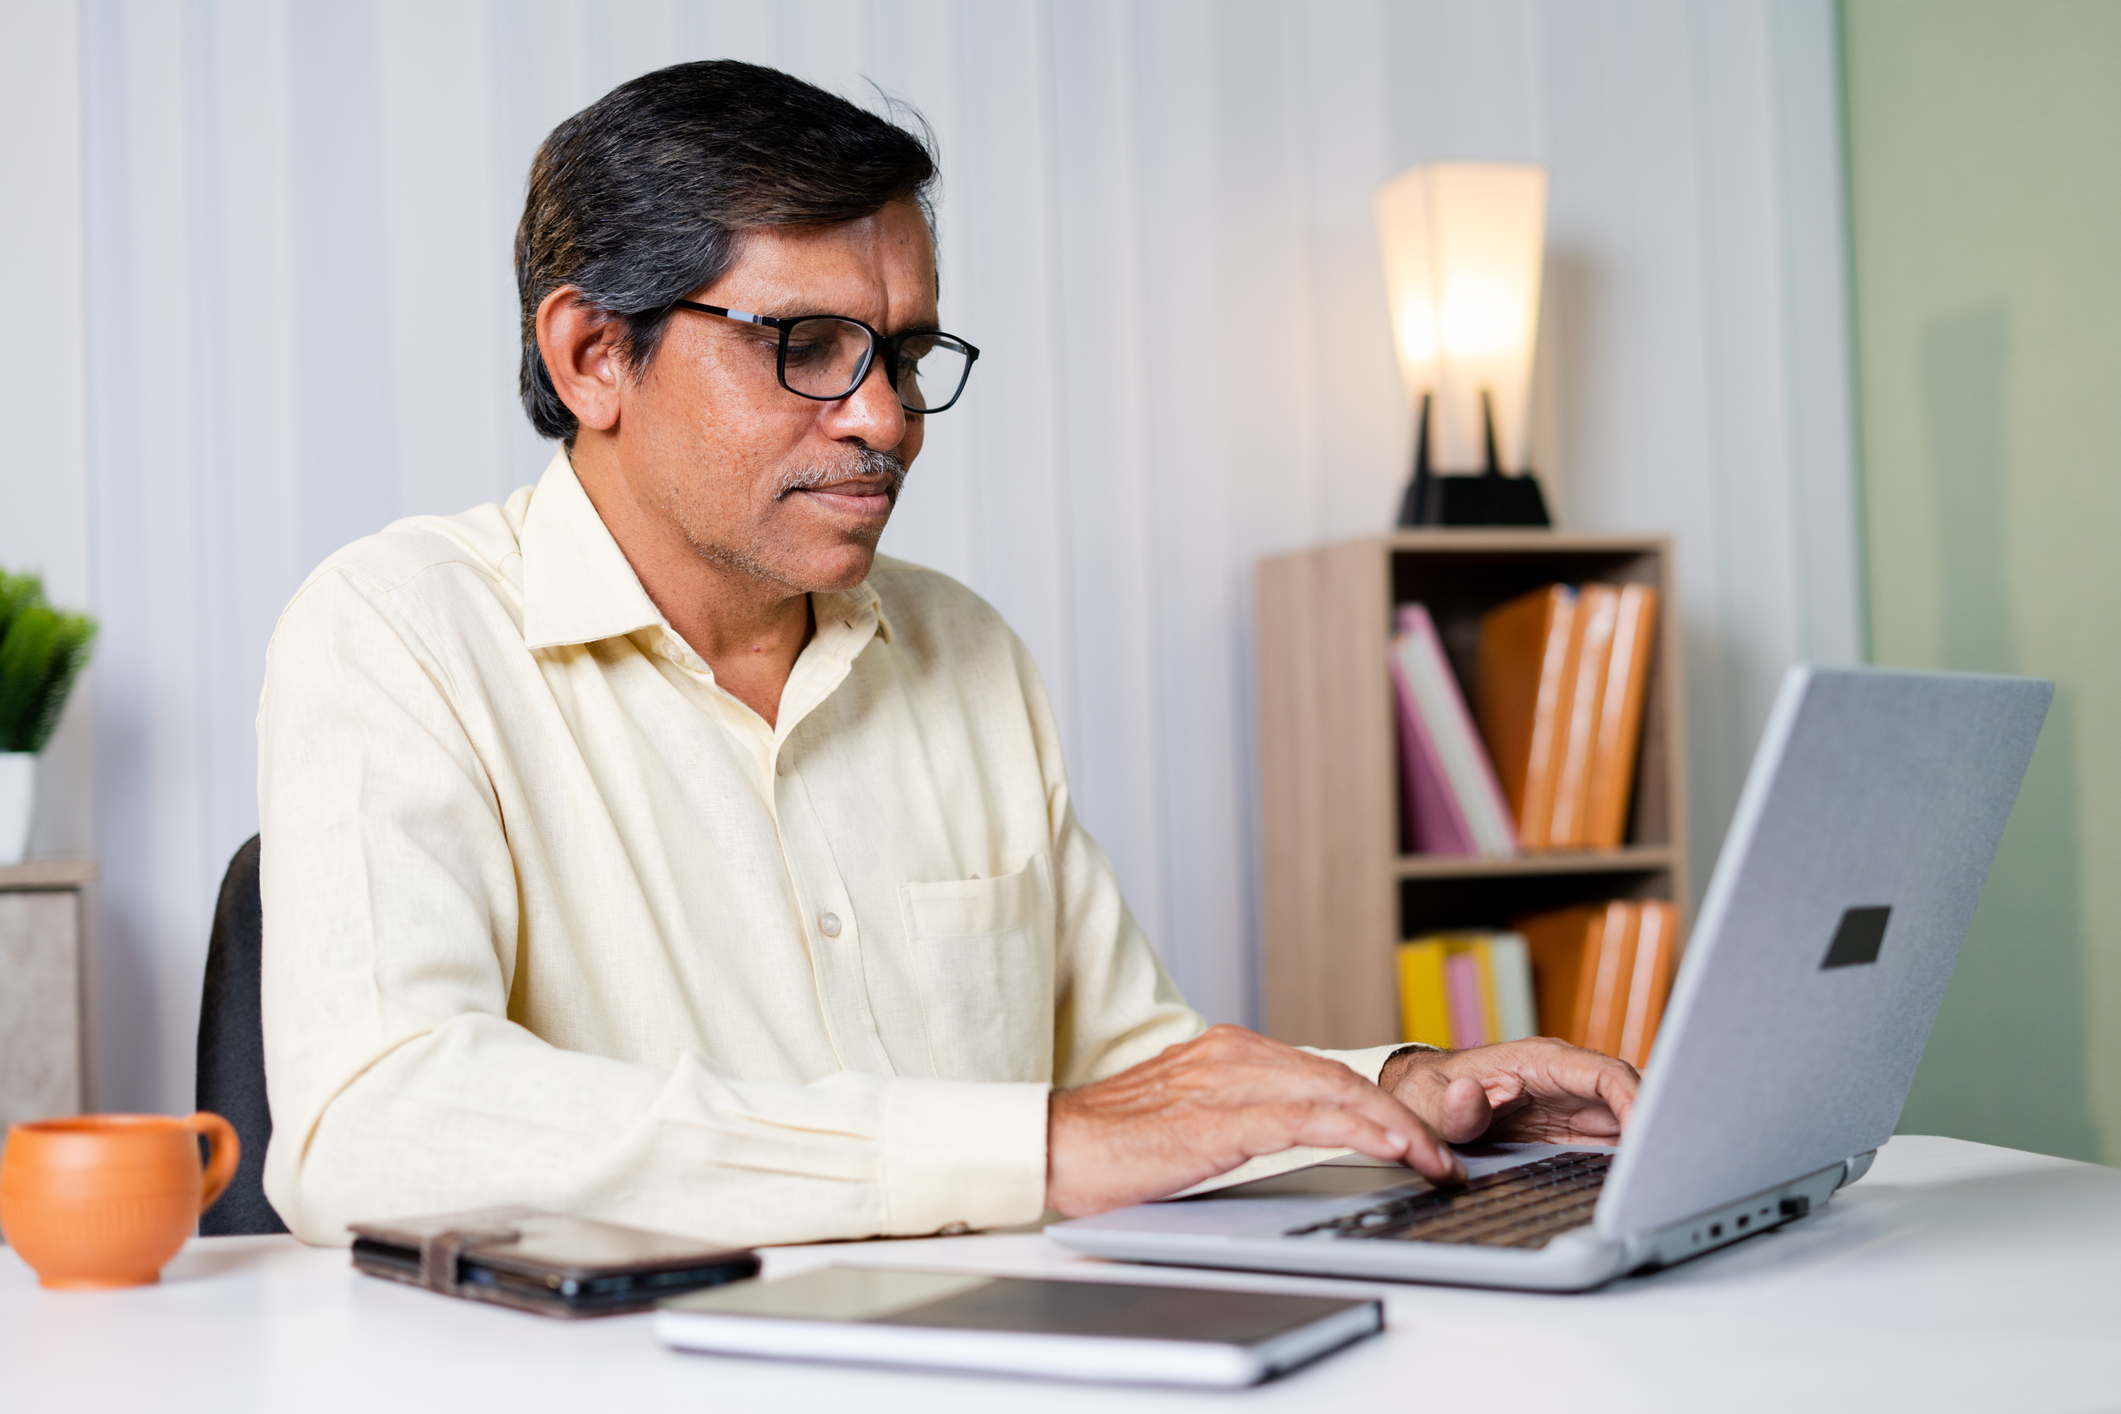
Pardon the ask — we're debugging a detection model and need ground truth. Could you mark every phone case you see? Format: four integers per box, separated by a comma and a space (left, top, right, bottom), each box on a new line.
349, 1207, 759, 1318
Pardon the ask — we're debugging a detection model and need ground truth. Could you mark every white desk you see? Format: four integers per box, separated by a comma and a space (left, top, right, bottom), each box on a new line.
4, 1135, 2117, 1412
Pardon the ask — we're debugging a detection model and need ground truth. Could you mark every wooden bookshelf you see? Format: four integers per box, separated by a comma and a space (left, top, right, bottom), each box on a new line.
1254, 532, 1688, 1049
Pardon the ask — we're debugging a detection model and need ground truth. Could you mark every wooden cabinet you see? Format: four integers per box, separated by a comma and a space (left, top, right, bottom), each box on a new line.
1254, 533, 1687, 1048
0, 858, 93, 1130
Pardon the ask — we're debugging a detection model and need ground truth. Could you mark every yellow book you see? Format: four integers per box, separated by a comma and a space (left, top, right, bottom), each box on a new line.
1396, 937, 1453, 1047
1467, 936, 1503, 1045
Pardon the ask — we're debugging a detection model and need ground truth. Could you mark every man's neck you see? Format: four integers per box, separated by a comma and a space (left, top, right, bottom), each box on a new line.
568, 447, 814, 729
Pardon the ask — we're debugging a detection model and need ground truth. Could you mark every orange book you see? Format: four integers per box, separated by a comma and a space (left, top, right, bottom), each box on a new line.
1584, 585, 1659, 849
1514, 903, 1602, 1045
1547, 585, 1620, 849
1618, 900, 1679, 1068
1477, 586, 1576, 850
1579, 901, 1641, 1058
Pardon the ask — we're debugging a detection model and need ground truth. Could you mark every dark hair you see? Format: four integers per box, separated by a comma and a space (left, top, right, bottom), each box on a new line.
515, 60, 939, 443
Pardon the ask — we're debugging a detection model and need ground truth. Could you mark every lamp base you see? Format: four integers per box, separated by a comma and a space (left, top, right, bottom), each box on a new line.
1396, 469, 1551, 528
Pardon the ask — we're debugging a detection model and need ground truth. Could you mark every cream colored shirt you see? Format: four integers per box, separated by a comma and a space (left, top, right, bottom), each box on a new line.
259, 451, 1395, 1247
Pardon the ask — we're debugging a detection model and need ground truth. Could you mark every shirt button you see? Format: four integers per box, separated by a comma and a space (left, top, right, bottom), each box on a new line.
818, 912, 842, 938
775, 757, 787, 776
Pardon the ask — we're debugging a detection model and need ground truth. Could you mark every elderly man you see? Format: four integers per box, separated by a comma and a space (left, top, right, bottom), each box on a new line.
259, 60, 1636, 1246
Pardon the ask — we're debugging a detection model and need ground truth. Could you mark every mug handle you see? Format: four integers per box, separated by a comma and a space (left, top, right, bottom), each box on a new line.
186, 1111, 241, 1214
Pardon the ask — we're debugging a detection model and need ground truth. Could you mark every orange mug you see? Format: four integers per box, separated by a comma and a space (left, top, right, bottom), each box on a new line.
0, 1113, 240, 1289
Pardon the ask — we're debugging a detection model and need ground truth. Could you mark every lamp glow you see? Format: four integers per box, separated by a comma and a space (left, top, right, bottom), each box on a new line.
1375, 162, 1548, 474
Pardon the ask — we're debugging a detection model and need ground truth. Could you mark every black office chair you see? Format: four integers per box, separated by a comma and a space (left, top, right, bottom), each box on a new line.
195, 834, 288, 1235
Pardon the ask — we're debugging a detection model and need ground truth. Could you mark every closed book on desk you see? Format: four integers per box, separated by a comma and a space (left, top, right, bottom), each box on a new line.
1477, 586, 1577, 850
658, 1266, 1383, 1388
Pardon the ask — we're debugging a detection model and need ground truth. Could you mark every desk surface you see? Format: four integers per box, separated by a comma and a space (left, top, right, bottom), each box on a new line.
4, 1135, 2117, 1413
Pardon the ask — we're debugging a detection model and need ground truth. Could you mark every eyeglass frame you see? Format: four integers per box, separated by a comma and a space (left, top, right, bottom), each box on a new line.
668, 300, 981, 414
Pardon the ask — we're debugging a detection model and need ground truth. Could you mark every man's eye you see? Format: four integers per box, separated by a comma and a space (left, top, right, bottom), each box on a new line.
784, 341, 827, 366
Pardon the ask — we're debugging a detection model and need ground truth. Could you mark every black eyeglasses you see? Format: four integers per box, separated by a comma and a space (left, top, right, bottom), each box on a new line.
670, 301, 981, 413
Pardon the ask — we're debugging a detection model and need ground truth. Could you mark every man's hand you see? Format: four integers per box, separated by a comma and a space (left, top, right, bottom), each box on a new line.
1046, 1025, 1467, 1218
1378, 1038, 1639, 1147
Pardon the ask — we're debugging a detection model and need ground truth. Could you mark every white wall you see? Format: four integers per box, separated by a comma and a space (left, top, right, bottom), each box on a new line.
0, 0, 1861, 1115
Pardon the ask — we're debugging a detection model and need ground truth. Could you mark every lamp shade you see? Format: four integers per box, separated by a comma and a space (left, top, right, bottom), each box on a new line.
1374, 162, 1548, 474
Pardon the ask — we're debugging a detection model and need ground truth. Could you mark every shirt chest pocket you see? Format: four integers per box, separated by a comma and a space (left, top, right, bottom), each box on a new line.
896, 854, 1056, 1083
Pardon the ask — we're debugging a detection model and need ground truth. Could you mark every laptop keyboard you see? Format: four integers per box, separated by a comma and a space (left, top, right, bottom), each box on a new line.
1284, 1152, 1611, 1249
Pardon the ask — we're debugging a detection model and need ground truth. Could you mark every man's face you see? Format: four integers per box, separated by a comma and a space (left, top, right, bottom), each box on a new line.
611, 199, 936, 595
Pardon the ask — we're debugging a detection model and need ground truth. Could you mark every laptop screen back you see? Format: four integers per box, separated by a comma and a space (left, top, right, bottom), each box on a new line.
1597, 666, 2050, 1239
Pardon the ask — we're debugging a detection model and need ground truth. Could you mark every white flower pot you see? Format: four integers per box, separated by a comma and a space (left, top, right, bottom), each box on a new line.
0, 752, 33, 865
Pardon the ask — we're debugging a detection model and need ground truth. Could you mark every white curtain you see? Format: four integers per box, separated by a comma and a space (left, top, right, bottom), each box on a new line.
0, 0, 1861, 1113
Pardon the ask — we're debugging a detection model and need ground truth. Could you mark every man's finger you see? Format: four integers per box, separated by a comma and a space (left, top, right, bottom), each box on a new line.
1523, 1048, 1639, 1126
1391, 1066, 1493, 1144
1205, 1042, 1449, 1159
1278, 1062, 1467, 1182
1255, 1102, 1465, 1183
1439, 1076, 1491, 1143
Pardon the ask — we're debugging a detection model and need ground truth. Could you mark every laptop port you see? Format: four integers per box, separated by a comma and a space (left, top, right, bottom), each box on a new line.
1736, 1215, 1750, 1229
1709, 1223, 1722, 1238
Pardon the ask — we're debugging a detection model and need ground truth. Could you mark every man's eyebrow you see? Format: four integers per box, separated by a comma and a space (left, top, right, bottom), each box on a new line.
735, 299, 813, 320
738, 301, 944, 334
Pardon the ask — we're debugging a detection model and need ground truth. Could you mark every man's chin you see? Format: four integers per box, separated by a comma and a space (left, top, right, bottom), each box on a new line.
803, 542, 882, 594
770, 537, 883, 595
689, 533, 880, 597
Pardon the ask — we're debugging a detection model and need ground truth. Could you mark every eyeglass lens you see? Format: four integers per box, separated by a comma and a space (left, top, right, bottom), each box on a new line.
783, 317, 974, 411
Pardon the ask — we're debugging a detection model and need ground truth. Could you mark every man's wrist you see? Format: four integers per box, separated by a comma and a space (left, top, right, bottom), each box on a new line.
1378, 1043, 1446, 1093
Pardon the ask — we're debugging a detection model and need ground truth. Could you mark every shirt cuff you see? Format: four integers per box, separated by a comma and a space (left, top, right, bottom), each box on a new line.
879, 1078, 1051, 1235
1304, 1042, 1431, 1086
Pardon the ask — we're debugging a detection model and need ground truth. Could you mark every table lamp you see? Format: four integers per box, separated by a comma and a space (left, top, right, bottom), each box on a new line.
1375, 162, 1552, 527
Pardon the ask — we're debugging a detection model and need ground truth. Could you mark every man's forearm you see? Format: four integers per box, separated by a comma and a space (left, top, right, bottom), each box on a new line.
270, 1019, 1051, 1246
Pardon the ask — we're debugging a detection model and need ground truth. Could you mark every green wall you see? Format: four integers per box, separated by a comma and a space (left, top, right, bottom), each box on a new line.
1843, 0, 2121, 1163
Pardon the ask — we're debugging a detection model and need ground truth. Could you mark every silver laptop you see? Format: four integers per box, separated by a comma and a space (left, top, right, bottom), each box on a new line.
1049, 666, 2050, 1291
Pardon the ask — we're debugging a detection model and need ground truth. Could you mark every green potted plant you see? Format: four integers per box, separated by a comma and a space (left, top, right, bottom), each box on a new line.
0, 571, 97, 865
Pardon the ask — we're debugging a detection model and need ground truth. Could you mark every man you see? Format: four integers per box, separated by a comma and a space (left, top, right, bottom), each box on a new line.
259, 60, 1636, 1246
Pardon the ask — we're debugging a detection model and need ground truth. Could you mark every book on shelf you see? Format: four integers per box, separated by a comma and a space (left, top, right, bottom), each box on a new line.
1388, 604, 1516, 857
1615, 899, 1677, 1067
1475, 582, 1658, 853
1475, 585, 1576, 850
1548, 584, 1619, 849
1510, 899, 1678, 1067
1395, 931, 1537, 1049
1585, 584, 1658, 849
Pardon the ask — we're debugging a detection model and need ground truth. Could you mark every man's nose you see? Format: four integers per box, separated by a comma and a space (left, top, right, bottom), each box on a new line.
821, 351, 909, 450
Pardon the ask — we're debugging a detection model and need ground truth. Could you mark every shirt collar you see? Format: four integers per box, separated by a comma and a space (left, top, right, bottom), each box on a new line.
519, 450, 666, 650
518, 448, 896, 652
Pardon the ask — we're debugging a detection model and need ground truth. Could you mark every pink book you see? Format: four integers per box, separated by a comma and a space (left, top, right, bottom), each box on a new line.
1444, 950, 1491, 1048
1390, 605, 1518, 856
1390, 631, 1478, 855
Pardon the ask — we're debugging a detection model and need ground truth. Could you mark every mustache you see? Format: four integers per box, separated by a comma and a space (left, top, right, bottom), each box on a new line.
773, 447, 909, 502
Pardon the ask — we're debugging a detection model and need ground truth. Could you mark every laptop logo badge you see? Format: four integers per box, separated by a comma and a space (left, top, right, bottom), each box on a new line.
1821, 906, 1891, 969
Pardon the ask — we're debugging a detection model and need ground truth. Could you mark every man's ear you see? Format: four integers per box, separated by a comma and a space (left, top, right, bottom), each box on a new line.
536, 287, 624, 434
